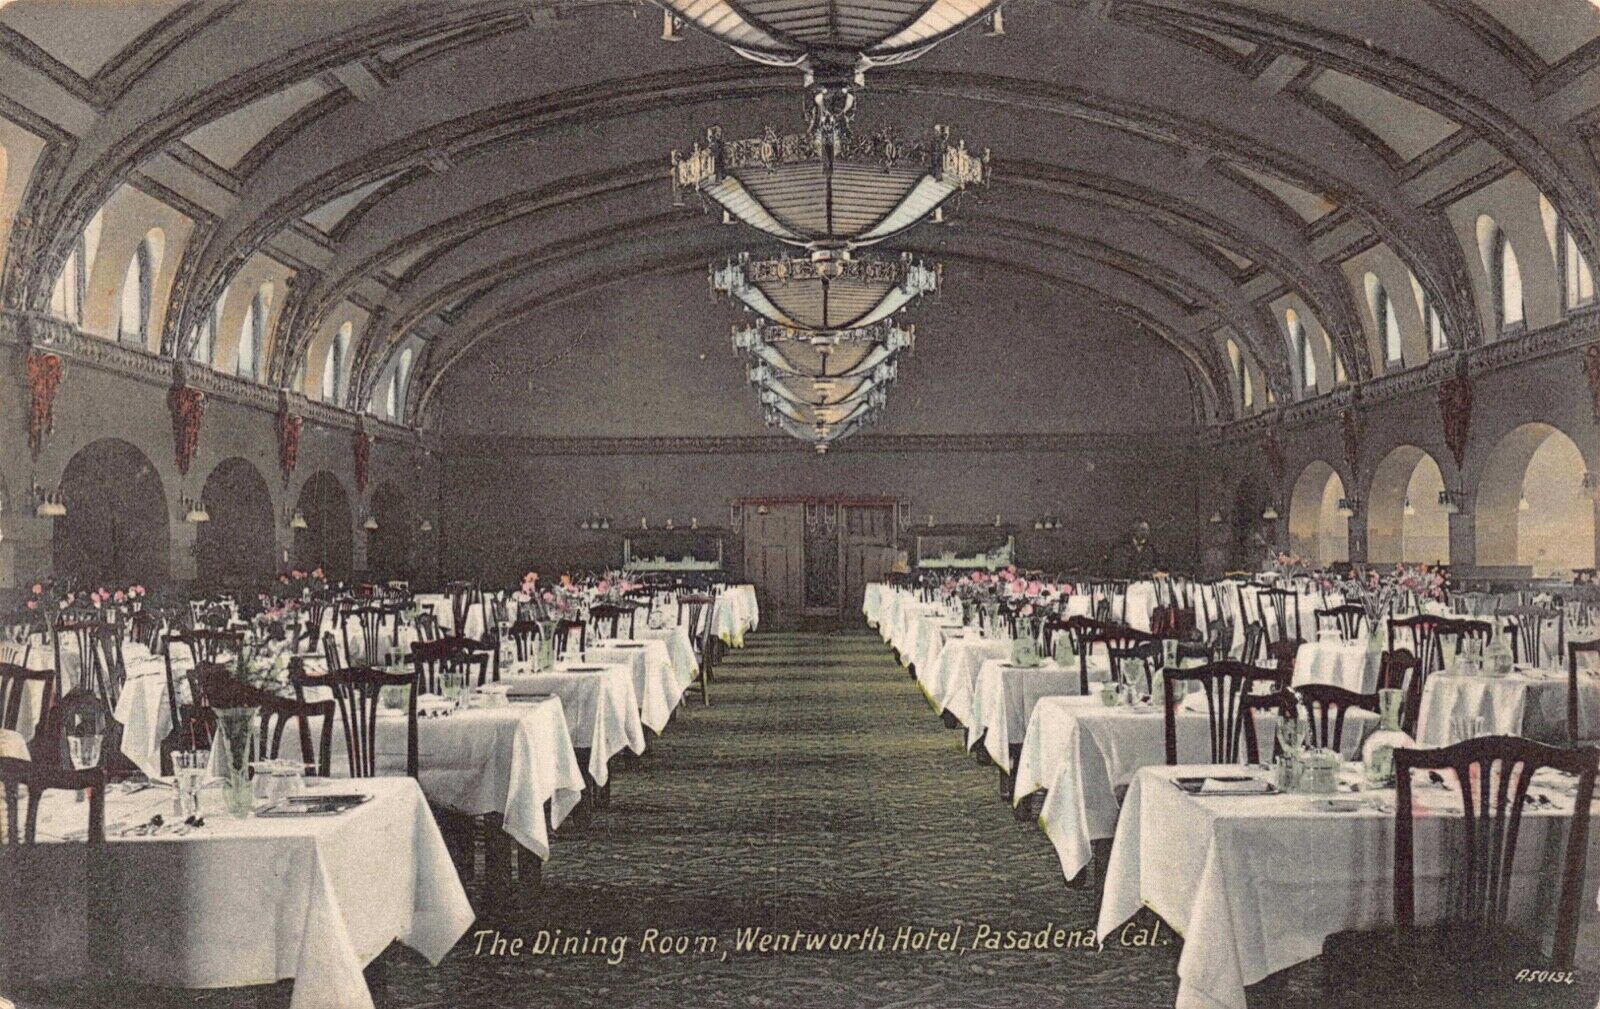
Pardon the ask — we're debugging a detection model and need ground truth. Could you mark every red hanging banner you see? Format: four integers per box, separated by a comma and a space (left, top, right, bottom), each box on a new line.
276, 402, 303, 485
353, 429, 372, 495
1437, 372, 1474, 471
25, 351, 62, 460
167, 385, 206, 477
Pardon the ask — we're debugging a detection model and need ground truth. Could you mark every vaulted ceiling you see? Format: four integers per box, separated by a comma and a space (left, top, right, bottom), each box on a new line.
3, 0, 1600, 430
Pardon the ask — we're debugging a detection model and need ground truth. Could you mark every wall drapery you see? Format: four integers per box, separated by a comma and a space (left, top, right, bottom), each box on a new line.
167, 384, 206, 477
25, 350, 62, 459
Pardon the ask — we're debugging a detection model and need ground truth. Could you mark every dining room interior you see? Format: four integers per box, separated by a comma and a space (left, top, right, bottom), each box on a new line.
3, 1, 1600, 1008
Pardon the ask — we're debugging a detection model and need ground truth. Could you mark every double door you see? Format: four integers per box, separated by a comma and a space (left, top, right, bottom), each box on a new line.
739, 498, 898, 625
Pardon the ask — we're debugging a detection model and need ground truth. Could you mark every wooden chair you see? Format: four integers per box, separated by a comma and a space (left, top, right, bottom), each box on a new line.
1567, 640, 1600, 744
53, 618, 123, 708
1, 756, 105, 844
1295, 683, 1379, 751
292, 633, 417, 778
1323, 738, 1599, 996
1084, 626, 1160, 695
1314, 604, 1367, 641
1433, 617, 1494, 668
553, 619, 587, 659
1500, 604, 1562, 668
415, 608, 442, 644
0, 663, 56, 735
1265, 638, 1301, 689
1161, 661, 1277, 765
1239, 688, 1297, 763
1061, 616, 1108, 693
410, 637, 492, 694
338, 604, 390, 667
1256, 585, 1302, 644
589, 603, 636, 641
1388, 614, 1444, 673
186, 666, 335, 777
687, 597, 714, 705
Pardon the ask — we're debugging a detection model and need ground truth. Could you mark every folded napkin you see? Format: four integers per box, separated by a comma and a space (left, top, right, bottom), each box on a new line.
1198, 777, 1274, 795
1179, 691, 1213, 714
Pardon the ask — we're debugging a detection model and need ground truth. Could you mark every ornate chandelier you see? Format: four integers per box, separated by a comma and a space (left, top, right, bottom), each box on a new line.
666, 1, 999, 451
652, 0, 1005, 80
711, 250, 940, 333
672, 99, 988, 256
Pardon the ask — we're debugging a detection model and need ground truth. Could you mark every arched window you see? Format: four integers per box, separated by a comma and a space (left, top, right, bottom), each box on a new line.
1226, 338, 1249, 413
191, 301, 218, 366
117, 240, 151, 346
51, 234, 87, 325
323, 322, 350, 402
1561, 223, 1595, 311
237, 286, 268, 380
1365, 273, 1402, 366
1478, 216, 1525, 332
1289, 312, 1316, 393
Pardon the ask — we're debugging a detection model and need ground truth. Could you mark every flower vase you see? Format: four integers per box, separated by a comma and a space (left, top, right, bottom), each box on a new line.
214, 707, 260, 818
536, 620, 559, 671
1361, 688, 1413, 787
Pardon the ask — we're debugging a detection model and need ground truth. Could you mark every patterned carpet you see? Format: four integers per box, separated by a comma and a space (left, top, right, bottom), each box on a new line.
12, 630, 1599, 1008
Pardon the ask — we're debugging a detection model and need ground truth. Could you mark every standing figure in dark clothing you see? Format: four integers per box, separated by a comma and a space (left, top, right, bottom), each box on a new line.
1104, 519, 1163, 578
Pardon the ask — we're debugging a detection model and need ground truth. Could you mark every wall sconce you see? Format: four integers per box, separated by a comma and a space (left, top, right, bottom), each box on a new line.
1209, 510, 1223, 524
363, 514, 379, 531
289, 509, 309, 530
178, 493, 210, 524
1335, 496, 1360, 518
419, 518, 434, 533
32, 482, 66, 518
1438, 486, 1466, 515
1518, 494, 1531, 513
664, 517, 676, 530
578, 511, 613, 530
1032, 516, 1061, 530
1403, 497, 1416, 517
1261, 501, 1280, 521
985, 7, 1005, 35
660, 10, 683, 40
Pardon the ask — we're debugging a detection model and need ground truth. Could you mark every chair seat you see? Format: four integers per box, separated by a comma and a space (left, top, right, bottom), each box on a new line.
1322, 924, 1583, 1004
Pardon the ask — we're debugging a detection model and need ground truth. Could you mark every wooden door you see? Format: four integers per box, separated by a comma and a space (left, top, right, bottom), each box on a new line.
841, 504, 897, 617
742, 503, 805, 625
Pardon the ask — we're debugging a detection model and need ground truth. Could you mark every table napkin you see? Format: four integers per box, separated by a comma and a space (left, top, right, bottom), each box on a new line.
1198, 777, 1274, 795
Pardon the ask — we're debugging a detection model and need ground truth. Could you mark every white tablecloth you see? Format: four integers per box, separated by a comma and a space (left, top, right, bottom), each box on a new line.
1291, 639, 1382, 694
924, 634, 1012, 721
1097, 763, 1600, 1009
1415, 670, 1600, 745
966, 658, 1099, 771
712, 585, 760, 646
112, 655, 185, 776
588, 639, 682, 733
1012, 697, 1374, 882
863, 583, 891, 627
499, 663, 646, 785
0, 777, 473, 1009
633, 624, 698, 692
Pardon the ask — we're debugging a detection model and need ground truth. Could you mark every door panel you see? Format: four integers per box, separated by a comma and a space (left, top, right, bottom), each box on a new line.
742, 503, 805, 624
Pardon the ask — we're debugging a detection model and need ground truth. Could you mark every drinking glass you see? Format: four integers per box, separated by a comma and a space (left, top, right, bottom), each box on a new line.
441, 670, 467, 708
65, 709, 103, 770
172, 750, 208, 818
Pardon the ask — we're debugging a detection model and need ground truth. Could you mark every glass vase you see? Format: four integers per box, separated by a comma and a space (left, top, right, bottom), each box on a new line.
214, 707, 260, 818
1361, 688, 1413, 787
536, 620, 559, 671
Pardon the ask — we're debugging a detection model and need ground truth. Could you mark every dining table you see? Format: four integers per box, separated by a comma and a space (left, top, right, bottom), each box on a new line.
585, 638, 685, 733
1012, 694, 1376, 883
964, 657, 1100, 771
1097, 761, 1600, 1009
497, 660, 647, 786
1414, 667, 1600, 746
0, 776, 474, 1009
